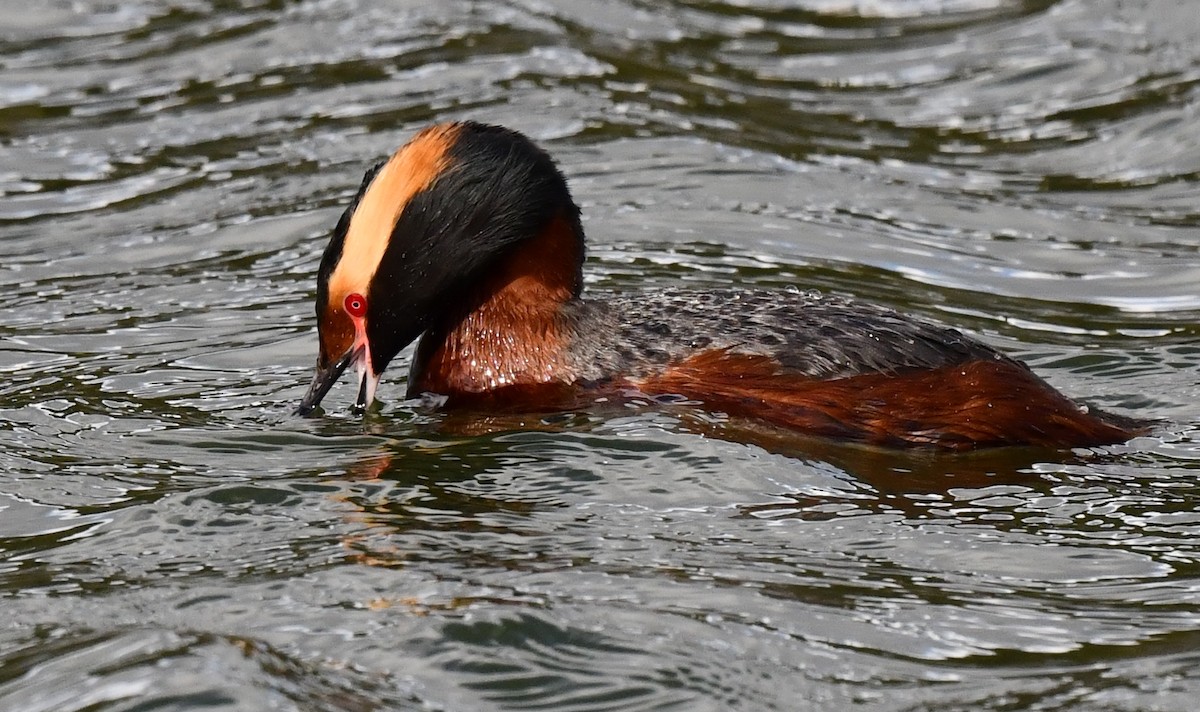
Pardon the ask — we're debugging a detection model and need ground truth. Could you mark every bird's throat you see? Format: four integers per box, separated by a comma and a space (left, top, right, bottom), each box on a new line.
407, 215, 583, 399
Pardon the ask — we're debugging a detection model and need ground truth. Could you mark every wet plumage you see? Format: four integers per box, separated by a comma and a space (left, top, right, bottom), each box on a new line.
559, 288, 1009, 382
298, 121, 1144, 451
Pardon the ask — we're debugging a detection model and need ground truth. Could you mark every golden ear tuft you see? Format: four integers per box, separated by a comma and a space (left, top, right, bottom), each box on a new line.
326, 123, 462, 308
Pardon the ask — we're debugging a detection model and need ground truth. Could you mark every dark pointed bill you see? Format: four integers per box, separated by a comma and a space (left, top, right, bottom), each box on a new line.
295, 351, 354, 416
353, 372, 371, 413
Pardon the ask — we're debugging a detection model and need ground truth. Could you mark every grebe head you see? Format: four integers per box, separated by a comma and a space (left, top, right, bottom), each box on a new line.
296, 122, 584, 415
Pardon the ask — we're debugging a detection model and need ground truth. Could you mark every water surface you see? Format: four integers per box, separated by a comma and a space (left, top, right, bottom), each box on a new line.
2, 1, 1199, 710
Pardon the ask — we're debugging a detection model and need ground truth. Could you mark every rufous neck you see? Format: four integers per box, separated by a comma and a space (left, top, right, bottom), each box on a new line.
409, 215, 584, 396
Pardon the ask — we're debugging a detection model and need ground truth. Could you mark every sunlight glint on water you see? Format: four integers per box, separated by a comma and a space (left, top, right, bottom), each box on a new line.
1, 1, 1199, 710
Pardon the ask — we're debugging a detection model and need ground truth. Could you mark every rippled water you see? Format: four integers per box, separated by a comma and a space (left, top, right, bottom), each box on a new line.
2, 1, 1199, 710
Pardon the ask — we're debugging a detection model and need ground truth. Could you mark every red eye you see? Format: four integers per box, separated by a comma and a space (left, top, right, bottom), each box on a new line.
344, 293, 367, 318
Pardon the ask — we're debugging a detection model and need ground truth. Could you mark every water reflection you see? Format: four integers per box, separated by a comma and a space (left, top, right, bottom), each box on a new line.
3, 0, 1200, 710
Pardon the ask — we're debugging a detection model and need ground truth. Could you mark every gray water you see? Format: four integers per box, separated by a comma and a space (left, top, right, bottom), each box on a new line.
2, 1, 1199, 710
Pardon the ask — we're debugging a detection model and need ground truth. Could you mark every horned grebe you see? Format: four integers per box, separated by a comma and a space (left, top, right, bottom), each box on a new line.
297, 121, 1143, 451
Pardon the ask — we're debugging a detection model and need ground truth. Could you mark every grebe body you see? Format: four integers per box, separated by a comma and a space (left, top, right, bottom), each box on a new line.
297, 122, 1142, 451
